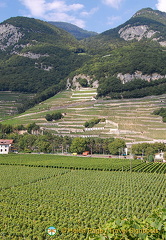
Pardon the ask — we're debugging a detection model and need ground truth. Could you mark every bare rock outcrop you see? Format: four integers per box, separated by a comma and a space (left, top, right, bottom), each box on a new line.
0, 23, 23, 50
118, 25, 157, 41
17, 52, 49, 59
117, 71, 166, 84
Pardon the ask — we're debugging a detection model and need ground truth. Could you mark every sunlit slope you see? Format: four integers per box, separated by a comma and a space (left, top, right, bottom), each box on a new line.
3, 89, 166, 141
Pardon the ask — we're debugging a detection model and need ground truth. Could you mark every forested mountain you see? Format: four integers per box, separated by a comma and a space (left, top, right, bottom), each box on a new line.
78, 8, 166, 98
83, 8, 166, 53
48, 21, 98, 40
1, 8, 166, 107
0, 17, 88, 93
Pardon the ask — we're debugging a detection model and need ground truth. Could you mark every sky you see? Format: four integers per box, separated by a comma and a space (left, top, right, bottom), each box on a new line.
0, 0, 166, 33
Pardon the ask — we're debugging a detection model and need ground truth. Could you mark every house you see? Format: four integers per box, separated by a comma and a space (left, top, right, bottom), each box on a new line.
154, 152, 166, 163
0, 139, 13, 154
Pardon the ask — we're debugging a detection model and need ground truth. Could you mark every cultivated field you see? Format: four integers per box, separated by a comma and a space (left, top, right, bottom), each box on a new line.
0, 154, 165, 239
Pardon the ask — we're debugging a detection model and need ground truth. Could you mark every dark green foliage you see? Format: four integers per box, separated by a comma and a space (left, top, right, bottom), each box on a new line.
70, 137, 87, 154
108, 139, 126, 155
45, 112, 63, 121
98, 78, 166, 99
0, 16, 89, 98
153, 108, 166, 122
97, 77, 122, 97
0, 47, 88, 93
84, 118, 101, 128
45, 114, 53, 121
27, 122, 40, 134
0, 123, 13, 135
92, 208, 166, 240
78, 78, 88, 87
131, 142, 166, 155
17, 80, 66, 113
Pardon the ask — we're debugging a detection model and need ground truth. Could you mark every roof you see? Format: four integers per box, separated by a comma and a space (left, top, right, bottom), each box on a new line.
0, 139, 13, 145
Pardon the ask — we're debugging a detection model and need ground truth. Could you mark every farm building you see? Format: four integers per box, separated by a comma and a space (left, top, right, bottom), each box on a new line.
0, 139, 13, 154
154, 152, 166, 163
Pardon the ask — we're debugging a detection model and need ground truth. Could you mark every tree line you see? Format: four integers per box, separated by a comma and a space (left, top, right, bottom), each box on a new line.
1, 123, 166, 157
131, 142, 166, 161
0, 123, 127, 155
97, 76, 166, 99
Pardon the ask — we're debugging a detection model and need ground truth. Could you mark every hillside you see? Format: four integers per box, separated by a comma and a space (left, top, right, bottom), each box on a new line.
77, 8, 166, 97
3, 88, 166, 142
48, 21, 98, 40
83, 8, 166, 52
0, 17, 89, 93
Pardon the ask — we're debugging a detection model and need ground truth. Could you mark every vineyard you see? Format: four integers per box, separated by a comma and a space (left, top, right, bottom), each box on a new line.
0, 154, 166, 173
0, 154, 166, 239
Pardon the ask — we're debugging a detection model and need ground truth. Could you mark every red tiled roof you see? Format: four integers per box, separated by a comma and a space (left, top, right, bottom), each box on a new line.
0, 139, 13, 145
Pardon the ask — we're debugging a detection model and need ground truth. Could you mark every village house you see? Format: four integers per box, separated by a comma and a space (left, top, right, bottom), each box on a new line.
154, 152, 166, 163
0, 139, 13, 154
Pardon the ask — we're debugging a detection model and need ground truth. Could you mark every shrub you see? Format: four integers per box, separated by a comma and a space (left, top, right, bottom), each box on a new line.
84, 118, 101, 128
45, 112, 63, 121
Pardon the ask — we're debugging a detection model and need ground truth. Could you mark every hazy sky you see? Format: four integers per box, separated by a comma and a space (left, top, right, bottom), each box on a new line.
0, 0, 166, 32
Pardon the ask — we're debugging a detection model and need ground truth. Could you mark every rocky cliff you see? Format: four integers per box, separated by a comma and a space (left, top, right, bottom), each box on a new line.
117, 71, 166, 84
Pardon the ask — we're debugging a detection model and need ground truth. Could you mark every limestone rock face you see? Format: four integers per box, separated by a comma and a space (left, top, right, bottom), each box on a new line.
118, 25, 157, 41
0, 23, 23, 50
117, 71, 166, 84
159, 41, 166, 47
18, 52, 49, 59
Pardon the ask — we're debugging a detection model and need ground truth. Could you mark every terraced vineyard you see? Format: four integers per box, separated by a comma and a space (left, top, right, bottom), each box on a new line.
3, 89, 166, 142
0, 154, 165, 239
0, 91, 34, 120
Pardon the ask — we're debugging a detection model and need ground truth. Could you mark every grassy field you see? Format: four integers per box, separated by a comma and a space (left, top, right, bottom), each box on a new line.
0, 154, 165, 239
1, 89, 166, 141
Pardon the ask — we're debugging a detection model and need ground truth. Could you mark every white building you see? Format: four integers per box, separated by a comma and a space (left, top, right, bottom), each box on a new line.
154, 152, 166, 163
0, 139, 13, 154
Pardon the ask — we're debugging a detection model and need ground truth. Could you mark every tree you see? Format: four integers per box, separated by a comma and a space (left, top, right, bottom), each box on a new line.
45, 112, 63, 121
78, 78, 88, 87
145, 147, 155, 158
108, 138, 126, 155
18, 134, 37, 152
27, 122, 40, 134
70, 137, 87, 154
45, 114, 53, 121
131, 143, 150, 155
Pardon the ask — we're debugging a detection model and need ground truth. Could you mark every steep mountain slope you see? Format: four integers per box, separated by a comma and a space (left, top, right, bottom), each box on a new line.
0, 17, 88, 93
83, 8, 166, 53
76, 8, 166, 98
48, 21, 98, 40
